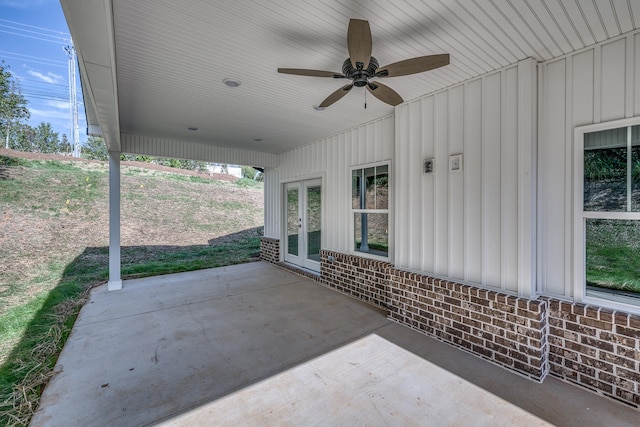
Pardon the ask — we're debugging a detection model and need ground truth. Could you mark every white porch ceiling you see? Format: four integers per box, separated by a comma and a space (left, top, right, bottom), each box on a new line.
63, 0, 640, 156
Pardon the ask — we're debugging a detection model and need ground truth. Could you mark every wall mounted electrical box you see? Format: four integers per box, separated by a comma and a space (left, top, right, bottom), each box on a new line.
424, 159, 434, 174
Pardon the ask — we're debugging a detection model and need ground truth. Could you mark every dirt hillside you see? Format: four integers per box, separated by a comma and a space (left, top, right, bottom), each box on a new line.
0, 149, 264, 311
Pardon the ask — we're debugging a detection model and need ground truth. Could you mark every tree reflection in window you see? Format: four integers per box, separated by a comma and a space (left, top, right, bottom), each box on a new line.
352, 165, 389, 257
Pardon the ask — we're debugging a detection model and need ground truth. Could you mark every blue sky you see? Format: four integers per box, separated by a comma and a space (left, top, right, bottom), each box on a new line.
0, 0, 86, 143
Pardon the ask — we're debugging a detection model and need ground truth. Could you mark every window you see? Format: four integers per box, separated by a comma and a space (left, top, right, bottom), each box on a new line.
576, 120, 640, 307
351, 163, 389, 258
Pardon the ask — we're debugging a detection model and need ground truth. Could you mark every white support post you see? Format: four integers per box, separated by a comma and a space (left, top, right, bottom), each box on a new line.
517, 58, 537, 299
108, 151, 122, 291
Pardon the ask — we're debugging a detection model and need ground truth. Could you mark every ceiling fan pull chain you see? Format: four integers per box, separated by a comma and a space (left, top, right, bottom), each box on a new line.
364, 88, 367, 109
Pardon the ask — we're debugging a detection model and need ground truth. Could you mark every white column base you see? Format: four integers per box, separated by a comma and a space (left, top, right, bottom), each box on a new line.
107, 280, 123, 291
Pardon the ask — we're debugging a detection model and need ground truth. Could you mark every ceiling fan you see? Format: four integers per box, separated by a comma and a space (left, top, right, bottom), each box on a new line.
278, 19, 450, 108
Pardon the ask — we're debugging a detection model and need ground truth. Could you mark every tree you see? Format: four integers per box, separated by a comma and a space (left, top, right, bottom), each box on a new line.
7, 123, 35, 152
32, 122, 60, 153
0, 62, 30, 148
82, 135, 108, 160
241, 166, 263, 181
241, 165, 255, 180
60, 134, 71, 155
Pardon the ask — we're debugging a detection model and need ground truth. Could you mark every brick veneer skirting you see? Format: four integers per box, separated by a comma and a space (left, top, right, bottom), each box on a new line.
387, 269, 548, 381
260, 237, 279, 264
546, 299, 640, 407
320, 250, 390, 309
260, 242, 640, 407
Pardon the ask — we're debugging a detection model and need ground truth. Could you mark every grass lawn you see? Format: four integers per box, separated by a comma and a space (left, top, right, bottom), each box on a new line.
0, 153, 264, 426
586, 218, 640, 294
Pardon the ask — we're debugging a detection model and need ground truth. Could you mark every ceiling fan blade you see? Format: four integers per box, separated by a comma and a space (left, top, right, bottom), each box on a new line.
376, 54, 450, 78
347, 19, 372, 70
278, 68, 345, 78
367, 82, 403, 106
319, 84, 354, 108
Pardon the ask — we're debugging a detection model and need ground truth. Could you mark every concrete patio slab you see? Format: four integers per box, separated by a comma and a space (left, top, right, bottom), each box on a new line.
31, 262, 639, 426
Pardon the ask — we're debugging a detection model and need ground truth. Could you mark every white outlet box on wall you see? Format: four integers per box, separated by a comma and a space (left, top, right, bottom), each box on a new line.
449, 154, 463, 172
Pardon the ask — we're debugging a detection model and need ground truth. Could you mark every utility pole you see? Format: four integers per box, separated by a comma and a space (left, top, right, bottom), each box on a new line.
65, 40, 80, 157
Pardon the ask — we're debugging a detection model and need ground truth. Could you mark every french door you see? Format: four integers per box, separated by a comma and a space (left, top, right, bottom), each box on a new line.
284, 179, 322, 271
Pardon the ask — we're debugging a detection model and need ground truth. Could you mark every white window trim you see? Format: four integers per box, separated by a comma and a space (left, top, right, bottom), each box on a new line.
574, 116, 640, 314
350, 160, 392, 262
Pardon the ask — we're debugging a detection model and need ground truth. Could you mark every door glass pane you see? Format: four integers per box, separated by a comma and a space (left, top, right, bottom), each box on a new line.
287, 188, 299, 256
586, 218, 640, 296
354, 213, 388, 257
306, 185, 321, 262
584, 128, 627, 212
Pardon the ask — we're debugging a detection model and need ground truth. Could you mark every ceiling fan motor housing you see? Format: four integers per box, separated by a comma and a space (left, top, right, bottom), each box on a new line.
342, 57, 379, 87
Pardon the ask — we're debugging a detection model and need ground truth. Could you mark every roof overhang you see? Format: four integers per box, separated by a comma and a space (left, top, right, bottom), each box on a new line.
60, 0, 640, 161
61, 0, 120, 151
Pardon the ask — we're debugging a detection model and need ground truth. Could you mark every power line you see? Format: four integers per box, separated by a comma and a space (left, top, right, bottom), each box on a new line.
0, 29, 68, 44
0, 18, 70, 36
0, 22, 68, 41
24, 91, 68, 100
22, 94, 68, 101
0, 19, 83, 152
0, 50, 66, 64
23, 86, 66, 92
1, 55, 67, 68
20, 79, 68, 88
22, 88, 67, 95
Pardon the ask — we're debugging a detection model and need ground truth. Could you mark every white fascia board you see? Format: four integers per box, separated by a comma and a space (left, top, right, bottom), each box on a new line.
60, 0, 121, 152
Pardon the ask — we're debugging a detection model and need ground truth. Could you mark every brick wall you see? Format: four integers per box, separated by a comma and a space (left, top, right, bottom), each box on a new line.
260, 237, 279, 264
547, 299, 640, 408
320, 250, 391, 309
387, 268, 548, 381
262, 244, 640, 407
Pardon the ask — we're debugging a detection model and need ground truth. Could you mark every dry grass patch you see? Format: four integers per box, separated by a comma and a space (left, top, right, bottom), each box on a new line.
0, 152, 264, 426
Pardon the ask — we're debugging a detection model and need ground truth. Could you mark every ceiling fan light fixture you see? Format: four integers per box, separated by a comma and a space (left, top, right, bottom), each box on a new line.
313, 105, 326, 111
223, 78, 241, 87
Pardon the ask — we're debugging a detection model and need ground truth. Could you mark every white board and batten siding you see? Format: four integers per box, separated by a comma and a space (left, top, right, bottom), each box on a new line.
263, 116, 395, 254
395, 58, 537, 296
538, 30, 640, 299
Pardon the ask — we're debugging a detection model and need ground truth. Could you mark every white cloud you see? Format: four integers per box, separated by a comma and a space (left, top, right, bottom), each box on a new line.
29, 107, 70, 121
47, 100, 70, 109
28, 70, 64, 84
